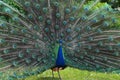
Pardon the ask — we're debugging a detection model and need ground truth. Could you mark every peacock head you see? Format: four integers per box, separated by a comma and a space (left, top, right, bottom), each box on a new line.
59, 40, 63, 45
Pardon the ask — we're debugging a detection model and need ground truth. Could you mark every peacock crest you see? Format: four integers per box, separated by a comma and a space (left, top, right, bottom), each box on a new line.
0, 0, 120, 80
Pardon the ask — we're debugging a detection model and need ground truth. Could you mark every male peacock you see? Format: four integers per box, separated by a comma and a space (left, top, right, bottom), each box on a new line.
0, 0, 120, 80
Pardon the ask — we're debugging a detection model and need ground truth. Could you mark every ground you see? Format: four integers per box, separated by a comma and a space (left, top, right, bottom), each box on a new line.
25, 67, 120, 80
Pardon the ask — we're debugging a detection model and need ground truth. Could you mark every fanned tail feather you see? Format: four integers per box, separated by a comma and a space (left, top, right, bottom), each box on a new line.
0, 0, 120, 79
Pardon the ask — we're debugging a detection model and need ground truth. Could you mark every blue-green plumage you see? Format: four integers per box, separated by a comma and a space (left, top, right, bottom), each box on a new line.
0, 1, 119, 80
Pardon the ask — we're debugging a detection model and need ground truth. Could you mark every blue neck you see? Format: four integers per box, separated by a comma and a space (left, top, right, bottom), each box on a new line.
55, 40, 65, 67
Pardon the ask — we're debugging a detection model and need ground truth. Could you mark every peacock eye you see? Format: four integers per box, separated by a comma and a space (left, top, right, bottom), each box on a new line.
63, 21, 67, 25
84, 6, 90, 11
55, 25, 59, 30
18, 52, 24, 58
46, 19, 51, 25
21, 29, 27, 33
45, 28, 49, 32
103, 21, 109, 27
54, 2, 59, 7
33, 25, 39, 31
69, 17, 75, 21
0, 23, 6, 28
0, 39, 5, 43
65, 8, 71, 14
38, 16, 43, 22
42, 7, 48, 13
4, 8, 12, 13
108, 36, 114, 41
28, 14, 33, 19
56, 13, 61, 18
35, 4, 40, 9
72, 6, 77, 11
86, 26, 92, 31
66, 28, 71, 33
12, 43, 17, 49
12, 17, 19, 21
24, 2, 31, 7
22, 38, 28, 43
3, 49, 9, 54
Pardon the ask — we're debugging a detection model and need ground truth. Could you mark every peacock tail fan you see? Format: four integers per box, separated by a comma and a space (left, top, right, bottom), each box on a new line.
0, 0, 120, 79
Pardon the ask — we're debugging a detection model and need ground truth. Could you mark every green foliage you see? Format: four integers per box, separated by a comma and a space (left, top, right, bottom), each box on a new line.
100, 0, 120, 8
75, 0, 120, 29
84, 1, 120, 29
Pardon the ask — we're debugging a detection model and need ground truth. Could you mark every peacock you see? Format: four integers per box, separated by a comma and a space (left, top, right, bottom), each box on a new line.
0, 0, 120, 80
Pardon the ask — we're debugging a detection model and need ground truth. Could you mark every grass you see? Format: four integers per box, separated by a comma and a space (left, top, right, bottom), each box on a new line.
25, 67, 120, 80
0, 67, 120, 80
